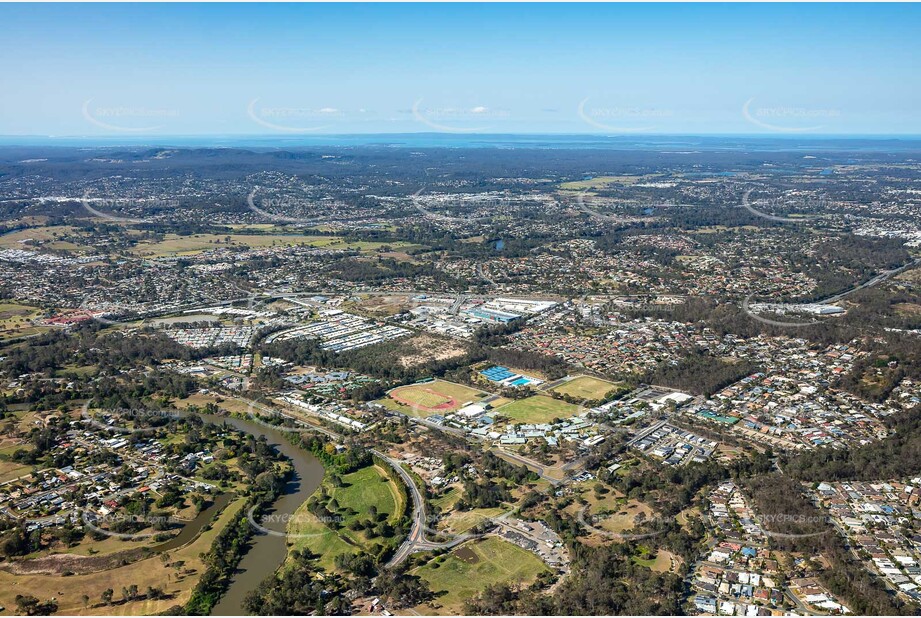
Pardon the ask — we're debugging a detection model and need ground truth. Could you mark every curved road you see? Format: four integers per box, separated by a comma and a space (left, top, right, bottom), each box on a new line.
377, 449, 473, 568
377, 450, 430, 568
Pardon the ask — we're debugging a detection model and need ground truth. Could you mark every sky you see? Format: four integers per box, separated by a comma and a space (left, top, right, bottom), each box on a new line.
0, 3, 919, 137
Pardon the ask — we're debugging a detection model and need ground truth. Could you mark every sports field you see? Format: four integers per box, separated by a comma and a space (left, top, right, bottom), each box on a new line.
382, 380, 488, 418
550, 375, 623, 401
495, 395, 580, 424
413, 537, 548, 613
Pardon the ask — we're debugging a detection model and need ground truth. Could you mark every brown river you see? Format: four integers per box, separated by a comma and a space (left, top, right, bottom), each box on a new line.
190, 410, 325, 615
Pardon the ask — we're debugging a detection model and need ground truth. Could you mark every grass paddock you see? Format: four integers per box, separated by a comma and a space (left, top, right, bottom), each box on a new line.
550, 375, 622, 401
413, 537, 548, 613
495, 395, 580, 424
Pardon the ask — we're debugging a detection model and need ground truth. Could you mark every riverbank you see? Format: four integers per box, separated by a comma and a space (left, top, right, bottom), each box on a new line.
189, 409, 325, 616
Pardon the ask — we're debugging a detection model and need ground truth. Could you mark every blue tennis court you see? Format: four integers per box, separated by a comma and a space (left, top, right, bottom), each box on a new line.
481, 366, 516, 381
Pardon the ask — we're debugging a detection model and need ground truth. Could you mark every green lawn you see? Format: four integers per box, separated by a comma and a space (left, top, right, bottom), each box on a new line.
495, 395, 581, 424
287, 464, 406, 572
59, 363, 98, 377
330, 465, 405, 529
287, 501, 358, 572
0, 443, 30, 458
413, 537, 549, 613
550, 375, 623, 401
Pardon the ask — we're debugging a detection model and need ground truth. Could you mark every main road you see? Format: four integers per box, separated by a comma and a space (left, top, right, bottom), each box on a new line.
376, 448, 474, 567
817, 256, 921, 305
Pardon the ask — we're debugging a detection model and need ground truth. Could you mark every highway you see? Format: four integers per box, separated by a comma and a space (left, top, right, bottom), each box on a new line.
739, 188, 817, 224
448, 294, 467, 315
817, 257, 921, 305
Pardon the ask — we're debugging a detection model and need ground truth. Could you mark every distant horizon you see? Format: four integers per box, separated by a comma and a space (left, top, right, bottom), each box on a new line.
4, 133, 921, 158
4, 132, 921, 148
